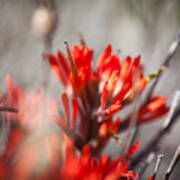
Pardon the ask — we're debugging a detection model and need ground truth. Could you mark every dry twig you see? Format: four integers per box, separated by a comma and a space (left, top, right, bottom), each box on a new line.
0, 107, 18, 113
150, 154, 164, 180
162, 144, 180, 180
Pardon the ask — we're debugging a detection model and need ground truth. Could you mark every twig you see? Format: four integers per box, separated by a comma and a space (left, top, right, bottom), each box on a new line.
150, 154, 164, 180
138, 152, 156, 177
79, 33, 86, 46
122, 67, 142, 157
0, 107, 18, 113
163, 90, 180, 129
143, 31, 180, 106
162, 144, 180, 180
130, 109, 180, 169
129, 90, 180, 169
118, 115, 131, 132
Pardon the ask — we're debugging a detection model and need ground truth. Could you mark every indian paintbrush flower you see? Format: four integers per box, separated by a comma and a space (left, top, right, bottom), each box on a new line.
47, 43, 169, 152
0, 40, 171, 180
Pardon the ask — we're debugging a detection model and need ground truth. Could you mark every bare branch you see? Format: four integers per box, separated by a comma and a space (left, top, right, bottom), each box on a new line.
79, 33, 86, 46
138, 152, 156, 177
150, 154, 164, 180
162, 144, 180, 180
0, 107, 18, 113
163, 91, 180, 129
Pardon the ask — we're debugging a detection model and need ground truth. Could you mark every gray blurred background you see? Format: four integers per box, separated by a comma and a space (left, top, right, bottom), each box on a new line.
0, 0, 180, 179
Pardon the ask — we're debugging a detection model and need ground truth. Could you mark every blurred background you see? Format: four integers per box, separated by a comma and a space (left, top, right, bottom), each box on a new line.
0, 0, 180, 179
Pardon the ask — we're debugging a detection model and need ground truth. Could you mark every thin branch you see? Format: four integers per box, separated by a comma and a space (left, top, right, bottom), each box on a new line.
138, 152, 156, 177
123, 68, 142, 157
143, 31, 180, 106
150, 154, 164, 180
79, 33, 86, 46
163, 91, 180, 129
162, 144, 180, 180
0, 107, 18, 113
118, 115, 131, 132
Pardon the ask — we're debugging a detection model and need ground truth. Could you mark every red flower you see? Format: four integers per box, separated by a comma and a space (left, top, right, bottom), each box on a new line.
47, 43, 93, 94
138, 96, 169, 123
0, 40, 171, 180
61, 138, 139, 180
97, 45, 145, 99
48, 44, 169, 150
47, 44, 147, 105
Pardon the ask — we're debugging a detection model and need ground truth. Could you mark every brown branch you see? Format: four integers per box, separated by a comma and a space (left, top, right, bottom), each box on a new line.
162, 144, 180, 180
0, 107, 18, 113
79, 33, 86, 46
118, 116, 131, 132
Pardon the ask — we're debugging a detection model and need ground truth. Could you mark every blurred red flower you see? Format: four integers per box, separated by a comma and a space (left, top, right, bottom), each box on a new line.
61, 137, 140, 180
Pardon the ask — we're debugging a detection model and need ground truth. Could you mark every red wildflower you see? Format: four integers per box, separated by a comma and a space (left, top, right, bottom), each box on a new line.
97, 46, 145, 102
48, 44, 169, 150
138, 96, 169, 123
61, 138, 138, 180
48, 43, 93, 94
47, 44, 154, 126
126, 140, 141, 159
47, 44, 146, 104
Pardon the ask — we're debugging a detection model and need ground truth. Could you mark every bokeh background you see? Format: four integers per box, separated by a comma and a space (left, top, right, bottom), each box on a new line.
0, 0, 180, 179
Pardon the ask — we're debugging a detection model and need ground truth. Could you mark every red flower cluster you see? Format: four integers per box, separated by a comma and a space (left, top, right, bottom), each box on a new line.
48, 44, 147, 104
61, 137, 140, 180
0, 42, 170, 180
48, 44, 169, 148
